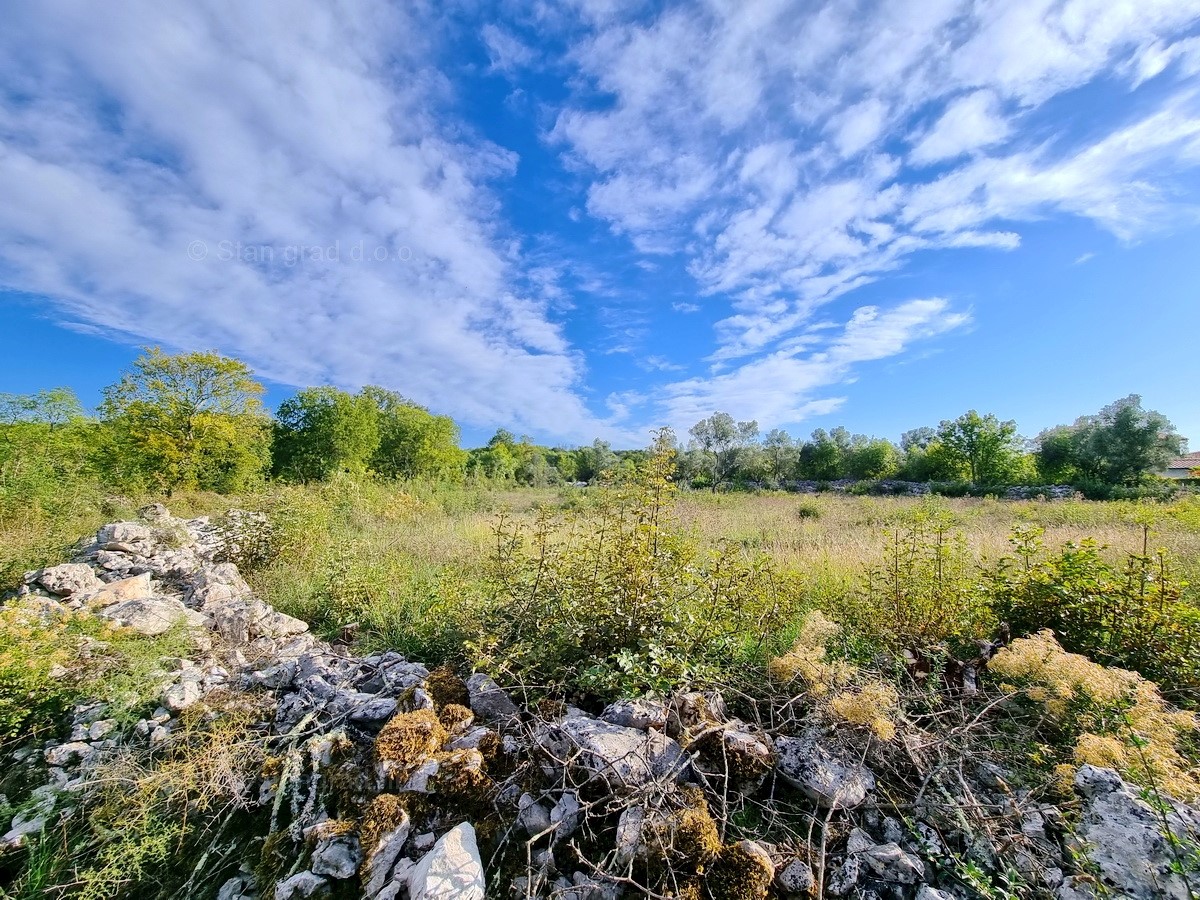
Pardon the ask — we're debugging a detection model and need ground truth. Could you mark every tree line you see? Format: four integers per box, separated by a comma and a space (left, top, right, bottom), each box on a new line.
0, 348, 1188, 497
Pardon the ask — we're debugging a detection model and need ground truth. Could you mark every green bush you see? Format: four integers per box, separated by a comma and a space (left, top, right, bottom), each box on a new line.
987, 524, 1200, 702
470, 436, 799, 700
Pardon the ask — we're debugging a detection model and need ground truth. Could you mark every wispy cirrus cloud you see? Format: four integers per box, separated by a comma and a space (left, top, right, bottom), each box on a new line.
0, 1, 616, 441
550, 0, 1200, 383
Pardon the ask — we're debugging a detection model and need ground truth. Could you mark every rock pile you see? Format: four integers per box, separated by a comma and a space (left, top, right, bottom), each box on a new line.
3, 506, 1198, 899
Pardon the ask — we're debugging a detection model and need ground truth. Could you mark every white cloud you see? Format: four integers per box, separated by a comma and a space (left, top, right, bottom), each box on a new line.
481, 24, 536, 74
910, 91, 1011, 164
551, 0, 1200, 371
652, 298, 969, 431
0, 0, 617, 442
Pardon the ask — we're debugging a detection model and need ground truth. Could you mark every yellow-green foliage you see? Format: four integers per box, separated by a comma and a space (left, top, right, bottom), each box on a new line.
769, 611, 901, 741
829, 682, 901, 742
768, 611, 854, 695
991, 630, 1200, 799
705, 841, 774, 900
374, 709, 448, 780
0, 603, 189, 741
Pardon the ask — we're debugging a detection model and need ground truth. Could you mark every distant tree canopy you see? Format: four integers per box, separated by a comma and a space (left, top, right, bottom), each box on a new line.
99, 348, 270, 493
1036, 395, 1186, 486
0, 350, 1188, 498
272, 385, 467, 483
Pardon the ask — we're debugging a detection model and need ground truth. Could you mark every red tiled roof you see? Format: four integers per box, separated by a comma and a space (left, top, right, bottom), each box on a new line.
1167, 451, 1200, 468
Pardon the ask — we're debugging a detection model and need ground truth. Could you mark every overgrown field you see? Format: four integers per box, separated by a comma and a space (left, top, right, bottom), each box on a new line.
8, 470, 1200, 702
6, 453, 1200, 899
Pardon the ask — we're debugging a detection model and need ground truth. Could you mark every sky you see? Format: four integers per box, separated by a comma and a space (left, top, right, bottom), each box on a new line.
1, 0, 1198, 449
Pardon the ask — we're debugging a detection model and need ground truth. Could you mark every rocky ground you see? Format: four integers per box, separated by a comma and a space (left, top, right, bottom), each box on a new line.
2, 506, 1198, 899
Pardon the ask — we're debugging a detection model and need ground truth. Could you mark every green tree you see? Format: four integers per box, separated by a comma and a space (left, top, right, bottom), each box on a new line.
845, 437, 900, 480
273, 386, 379, 481
577, 439, 619, 483
935, 410, 1023, 485
1036, 396, 1186, 486
761, 428, 797, 483
688, 412, 759, 491
797, 428, 846, 480
363, 387, 466, 480
99, 349, 269, 492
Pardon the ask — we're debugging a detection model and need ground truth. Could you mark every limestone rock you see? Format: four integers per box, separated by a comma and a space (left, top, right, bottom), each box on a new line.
99, 597, 209, 636
82, 572, 154, 607
776, 858, 815, 895
311, 831, 362, 879
407, 822, 485, 900
274, 871, 329, 900
538, 715, 686, 792
32, 563, 103, 597
465, 673, 519, 722
1060, 765, 1200, 900
600, 698, 668, 731
96, 522, 154, 553
363, 808, 412, 899
775, 731, 875, 808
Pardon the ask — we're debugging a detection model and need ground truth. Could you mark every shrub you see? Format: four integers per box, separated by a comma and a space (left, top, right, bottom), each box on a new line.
990, 631, 1200, 799
825, 499, 993, 653
987, 525, 1200, 700
471, 435, 798, 700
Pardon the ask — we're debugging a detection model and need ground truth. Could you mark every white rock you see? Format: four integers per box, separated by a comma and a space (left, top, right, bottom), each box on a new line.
97, 522, 154, 553
81, 572, 153, 608
407, 822, 485, 900
775, 731, 875, 808
363, 809, 412, 899
34, 563, 103, 597
99, 597, 209, 636
537, 715, 686, 792
44, 741, 93, 767
274, 870, 329, 900
600, 698, 668, 731
1063, 765, 1200, 900
163, 680, 202, 712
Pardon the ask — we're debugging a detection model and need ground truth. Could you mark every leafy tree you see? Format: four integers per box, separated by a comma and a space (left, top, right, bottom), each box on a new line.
1036, 396, 1186, 486
762, 429, 797, 483
844, 437, 900, 480
1082, 395, 1184, 485
797, 428, 846, 480
363, 387, 466, 480
273, 387, 379, 481
936, 410, 1024, 485
99, 349, 269, 492
577, 439, 619, 483
688, 412, 759, 491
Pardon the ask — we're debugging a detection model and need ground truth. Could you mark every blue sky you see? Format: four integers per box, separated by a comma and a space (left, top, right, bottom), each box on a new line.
1, 1, 1198, 449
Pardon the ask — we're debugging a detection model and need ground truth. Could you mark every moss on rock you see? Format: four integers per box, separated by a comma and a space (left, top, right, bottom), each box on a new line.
374, 709, 448, 784
360, 793, 409, 857
425, 666, 470, 710
705, 840, 775, 900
